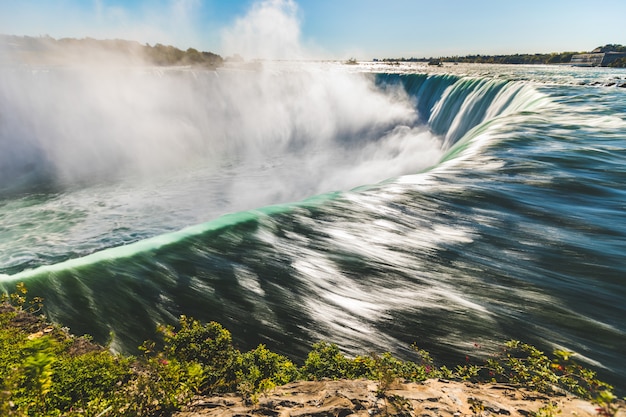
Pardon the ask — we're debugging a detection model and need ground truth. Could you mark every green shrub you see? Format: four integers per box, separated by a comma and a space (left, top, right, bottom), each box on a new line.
349, 355, 378, 379
371, 351, 431, 384
17, 336, 57, 413
155, 316, 238, 392
301, 343, 433, 384
110, 357, 203, 417
301, 342, 354, 380
158, 316, 235, 366
1, 285, 207, 416
0, 282, 43, 314
47, 351, 132, 412
482, 340, 614, 400
0, 327, 28, 383
235, 344, 299, 398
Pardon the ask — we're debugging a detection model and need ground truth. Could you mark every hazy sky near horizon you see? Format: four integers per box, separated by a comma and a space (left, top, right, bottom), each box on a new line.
1, 0, 624, 59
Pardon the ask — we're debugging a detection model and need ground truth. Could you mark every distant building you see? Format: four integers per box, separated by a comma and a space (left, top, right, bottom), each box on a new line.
570, 52, 626, 67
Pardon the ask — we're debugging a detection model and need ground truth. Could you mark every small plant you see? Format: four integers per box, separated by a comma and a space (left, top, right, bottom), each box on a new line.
593, 390, 619, 417
372, 352, 397, 398
369, 352, 423, 417
21, 336, 56, 413
385, 394, 413, 417
468, 397, 485, 416
531, 402, 561, 417
480, 340, 615, 401
0, 282, 43, 314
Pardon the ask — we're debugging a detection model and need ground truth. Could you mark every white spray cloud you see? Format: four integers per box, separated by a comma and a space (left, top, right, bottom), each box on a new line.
220, 0, 304, 61
0, 0, 444, 207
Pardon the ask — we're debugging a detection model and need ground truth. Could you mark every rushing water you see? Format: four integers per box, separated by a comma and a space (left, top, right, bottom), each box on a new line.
1, 62, 625, 391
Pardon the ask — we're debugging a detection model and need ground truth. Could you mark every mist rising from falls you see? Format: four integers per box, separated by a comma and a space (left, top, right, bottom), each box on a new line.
0, 64, 444, 198
0, 0, 445, 200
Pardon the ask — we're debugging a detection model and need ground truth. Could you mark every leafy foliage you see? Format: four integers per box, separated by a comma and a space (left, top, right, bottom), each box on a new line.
236, 344, 299, 390
303, 342, 439, 384
302, 341, 355, 380
532, 402, 562, 417
47, 351, 132, 412
153, 316, 237, 392
481, 340, 614, 400
234, 344, 299, 404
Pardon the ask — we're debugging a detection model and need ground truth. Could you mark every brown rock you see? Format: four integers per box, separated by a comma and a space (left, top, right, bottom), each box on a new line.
174, 379, 626, 417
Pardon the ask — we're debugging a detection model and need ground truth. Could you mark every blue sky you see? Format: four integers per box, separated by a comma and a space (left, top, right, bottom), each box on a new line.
1, 0, 625, 59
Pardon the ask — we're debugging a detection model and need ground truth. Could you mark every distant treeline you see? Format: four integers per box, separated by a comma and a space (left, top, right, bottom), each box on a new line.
0, 35, 224, 68
440, 52, 577, 65
379, 52, 576, 65
144, 43, 223, 67
593, 44, 626, 53
380, 44, 626, 67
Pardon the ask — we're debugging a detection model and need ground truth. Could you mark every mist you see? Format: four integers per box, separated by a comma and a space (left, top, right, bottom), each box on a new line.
0, 0, 444, 208
221, 0, 305, 61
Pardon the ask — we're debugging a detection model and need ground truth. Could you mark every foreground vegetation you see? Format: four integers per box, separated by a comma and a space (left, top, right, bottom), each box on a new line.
0, 283, 621, 416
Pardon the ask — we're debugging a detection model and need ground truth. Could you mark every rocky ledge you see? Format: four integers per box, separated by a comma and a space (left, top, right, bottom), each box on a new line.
175, 379, 624, 417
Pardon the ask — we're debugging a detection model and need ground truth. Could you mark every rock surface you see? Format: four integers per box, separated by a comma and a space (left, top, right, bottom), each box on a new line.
174, 379, 625, 417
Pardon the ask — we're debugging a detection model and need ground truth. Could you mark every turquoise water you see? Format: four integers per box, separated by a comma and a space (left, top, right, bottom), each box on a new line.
1, 63, 625, 391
